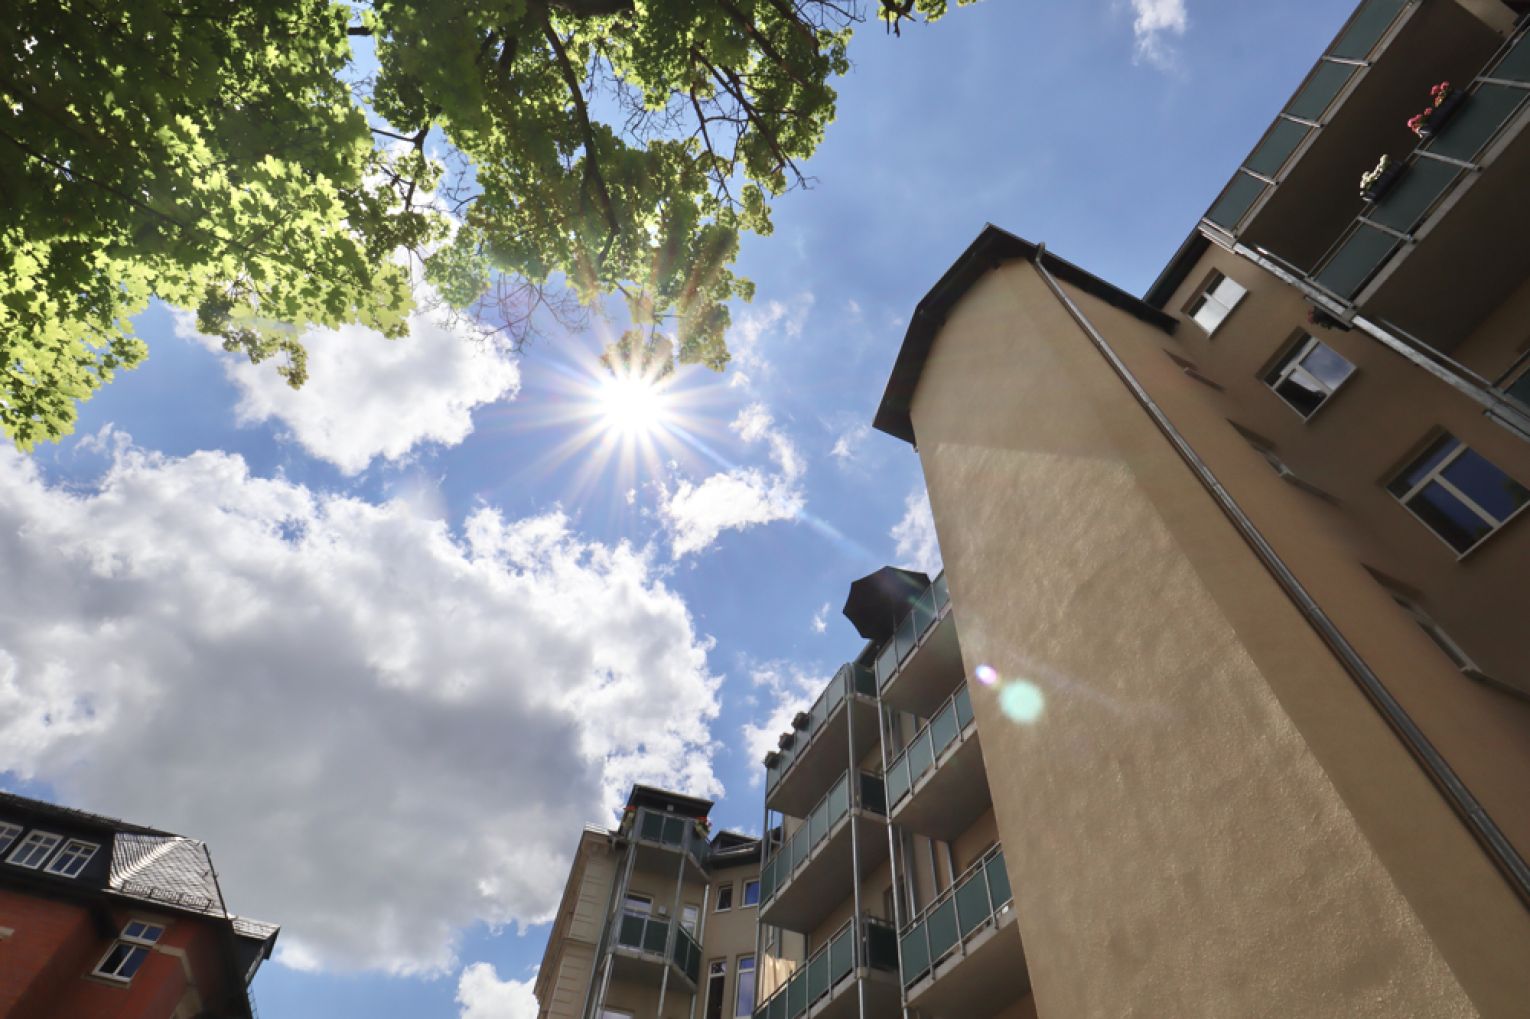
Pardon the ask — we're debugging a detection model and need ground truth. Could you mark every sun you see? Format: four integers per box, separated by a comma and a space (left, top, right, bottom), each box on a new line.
597, 370, 670, 437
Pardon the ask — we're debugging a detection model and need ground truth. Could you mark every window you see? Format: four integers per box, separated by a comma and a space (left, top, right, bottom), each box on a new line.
1506, 364, 1530, 409
1186, 271, 1247, 334
7, 830, 62, 870
704, 959, 727, 1019
735, 955, 756, 1017
715, 883, 733, 912
1264, 335, 1355, 418
93, 920, 166, 982
1388, 434, 1529, 554
741, 879, 760, 907
0, 823, 21, 856
622, 893, 651, 915
681, 904, 699, 935
44, 839, 99, 878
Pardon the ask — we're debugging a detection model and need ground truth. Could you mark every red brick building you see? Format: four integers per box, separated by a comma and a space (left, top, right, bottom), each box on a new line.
0, 791, 277, 1018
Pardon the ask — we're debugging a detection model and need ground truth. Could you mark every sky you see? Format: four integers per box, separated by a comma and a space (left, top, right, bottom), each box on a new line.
1, 1, 1359, 1016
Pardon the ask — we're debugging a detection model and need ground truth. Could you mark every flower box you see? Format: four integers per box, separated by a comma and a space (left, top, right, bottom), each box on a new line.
1418, 89, 1467, 139
1360, 160, 1405, 203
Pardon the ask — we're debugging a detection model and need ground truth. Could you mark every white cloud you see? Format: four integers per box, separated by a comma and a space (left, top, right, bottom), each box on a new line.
1128, 0, 1189, 69
727, 295, 814, 382
891, 486, 941, 574
457, 962, 539, 1019
830, 423, 870, 463
739, 664, 830, 785
659, 404, 806, 558
177, 294, 520, 476
0, 436, 721, 975
811, 603, 830, 635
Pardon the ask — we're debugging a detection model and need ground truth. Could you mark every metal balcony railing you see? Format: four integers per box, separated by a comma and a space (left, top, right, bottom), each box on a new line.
764, 662, 877, 796
753, 915, 899, 1019
759, 771, 886, 909
899, 845, 1013, 991
884, 683, 975, 812
622, 807, 709, 867
873, 572, 951, 692
612, 909, 702, 985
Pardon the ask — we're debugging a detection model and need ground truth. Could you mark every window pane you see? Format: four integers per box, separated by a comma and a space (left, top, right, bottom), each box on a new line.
742, 880, 760, 906
1298, 343, 1354, 390
1274, 367, 1328, 417
1388, 435, 1460, 496
1211, 275, 1247, 309
1507, 371, 1530, 409
1440, 447, 1528, 523
1409, 482, 1493, 552
1192, 298, 1229, 334
716, 885, 733, 911
0, 823, 20, 854
736, 957, 756, 1016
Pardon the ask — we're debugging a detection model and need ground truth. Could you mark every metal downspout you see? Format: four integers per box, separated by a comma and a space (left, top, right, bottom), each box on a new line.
1033, 248, 1530, 911
753, 798, 769, 1010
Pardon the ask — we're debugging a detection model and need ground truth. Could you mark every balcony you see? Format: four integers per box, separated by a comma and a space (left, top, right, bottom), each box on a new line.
875, 572, 964, 717
621, 807, 709, 882
759, 771, 889, 934
900, 846, 1027, 1019
754, 916, 901, 1019
1206, 0, 1503, 271
608, 908, 703, 992
885, 684, 990, 842
765, 663, 880, 818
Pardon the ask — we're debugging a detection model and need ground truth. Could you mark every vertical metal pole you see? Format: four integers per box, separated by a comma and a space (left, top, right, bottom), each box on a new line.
691, 882, 711, 1019
753, 798, 770, 1007
657, 821, 688, 1017
847, 685, 867, 1019
878, 700, 911, 1019
590, 829, 639, 1019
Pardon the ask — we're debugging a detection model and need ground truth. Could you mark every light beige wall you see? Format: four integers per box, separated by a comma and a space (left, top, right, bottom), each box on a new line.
698, 863, 763, 1017
906, 258, 1530, 1016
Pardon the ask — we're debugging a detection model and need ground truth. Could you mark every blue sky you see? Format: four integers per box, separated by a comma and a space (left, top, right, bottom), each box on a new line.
0, 2, 1357, 1016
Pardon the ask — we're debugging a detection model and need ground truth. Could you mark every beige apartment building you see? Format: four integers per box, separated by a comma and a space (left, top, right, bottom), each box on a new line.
867, 0, 1530, 1015
534, 786, 767, 1019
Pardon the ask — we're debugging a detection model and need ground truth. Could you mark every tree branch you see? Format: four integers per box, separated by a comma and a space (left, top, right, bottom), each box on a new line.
541, 17, 621, 239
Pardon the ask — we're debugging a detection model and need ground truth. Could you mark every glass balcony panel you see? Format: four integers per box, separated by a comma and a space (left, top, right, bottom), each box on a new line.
934, 572, 949, 611
860, 772, 886, 815
900, 924, 930, 988
911, 588, 936, 640
1285, 60, 1356, 122
786, 969, 806, 1018
829, 926, 854, 985
865, 921, 900, 971
1430, 85, 1526, 164
674, 927, 701, 982
876, 640, 899, 689
1314, 224, 1397, 298
1329, 0, 1409, 60
1368, 156, 1458, 234
643, 917, 668, 954
829, 772, 850, 822
1496, 32, 1530, 83
790, 828, 809, 870
954, 685, 974, 728
1206, 171, 1267, 230
665, 815, 687, 846
760, 859, 776, 903
807, 947, 829, 1003
851, 663, 876, 697
908, 730, 935, 785
895, 611, 918, 663
955, 870, 994, 939
768, 993, 784, 1019
930, 701, 959, 757
926, 899, 959, 963
1245, 118, 1310, 178
618, 913, 645, 948
639, 811, 665, 842
886, 754, 911, 807
825, 669, 845, 713
985, 852, 1012, 907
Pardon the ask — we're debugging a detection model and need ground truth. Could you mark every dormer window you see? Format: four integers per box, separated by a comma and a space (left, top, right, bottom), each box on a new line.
0, 822, 21, 855
7, 830, 63, 870
44, 839, 99, 878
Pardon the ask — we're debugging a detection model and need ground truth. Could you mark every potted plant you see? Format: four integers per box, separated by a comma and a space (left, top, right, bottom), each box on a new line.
1359, 154, 1403, 203
1409, 81, 1466, 139
693, 816, 712, 839
1307, 306, 1352, 331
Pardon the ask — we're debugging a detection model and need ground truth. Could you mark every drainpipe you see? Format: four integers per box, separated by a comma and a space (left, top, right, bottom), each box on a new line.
753, 800, 769, 1005
847, 690, 868, 1019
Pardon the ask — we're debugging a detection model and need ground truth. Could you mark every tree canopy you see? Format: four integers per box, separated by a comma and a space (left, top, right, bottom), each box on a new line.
0, 0, 972, 448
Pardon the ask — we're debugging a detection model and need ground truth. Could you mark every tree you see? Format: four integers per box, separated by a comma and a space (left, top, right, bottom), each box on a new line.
0, 0, 971, 448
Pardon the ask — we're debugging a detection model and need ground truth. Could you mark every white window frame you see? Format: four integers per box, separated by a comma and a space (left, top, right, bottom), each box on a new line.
741, 879, 760, 908
714, 882, 733, 912
704, 958, 728, 1019
43, 838, 99, 878
734, 955, 757, 1017
1263, 334, 1355, 419
681, 903, 700, 935
92, 919, 166, 983
1185, 270, 1247, 335
622, 893, 652, 915
1388, 434, 1530, 557
0, 822, 21, 856
7, 830, 63, 870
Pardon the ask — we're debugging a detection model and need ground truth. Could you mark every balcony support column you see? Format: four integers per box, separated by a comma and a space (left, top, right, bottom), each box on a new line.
878, 699, 912, 1019
690, 882, 711, 1019
589, 832, 640, 1019
657, 823, 690, 1017
847, 689, 867, 1019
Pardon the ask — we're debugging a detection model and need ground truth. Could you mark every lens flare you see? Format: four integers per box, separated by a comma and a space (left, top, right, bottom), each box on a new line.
999, 680, 1046, 725
974, 664, 1000, 687
597, 371, 668, 437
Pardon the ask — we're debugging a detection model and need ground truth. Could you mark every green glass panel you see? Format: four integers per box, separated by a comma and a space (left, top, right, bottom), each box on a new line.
1368, 158, 1457, 233
828, 772, 850, 823
1330, 0, 1409, 60
829, 927, 854, 984
954, 685, 974, 729
809, 796, 829, 845
639, 810, 664, 841
1494, 29, 1530, 83
1245, 118, 1310, 177
900, 923, 930, 988
760, 858, 775, 904
643, 918, 668, 954
895, 610, 918, 662
618, 913, 645, 948
1430, 86, 1526, 163
850, 663, 877, 697
1506, 370, 1530, 409
1285, 60, 1356, 122
790, 827, 809, 870
1206, 172, 1266, 230
985, 852, 1012, 908
807, 947, 829, 1003
911, 588, 936, 639
824, 670, 845, 713
768, 993, 784, 1019
786, 970, 806, 1018
886, 754, 911, 807
926, 899, 959, 963
1314, 224, 1397, 299
933, 573, 949, 612
866, 921, 900, 971
908, 730, 935, 784
876, 640, 899, 689
930, 701, 959, 756
956, 870, 994, 938
860, 771, 886, 815
663, 816, 686, 845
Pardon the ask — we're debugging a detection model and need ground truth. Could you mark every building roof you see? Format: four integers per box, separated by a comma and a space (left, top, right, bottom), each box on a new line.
623, 784, 714, 817
873, 225, 1177, 445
